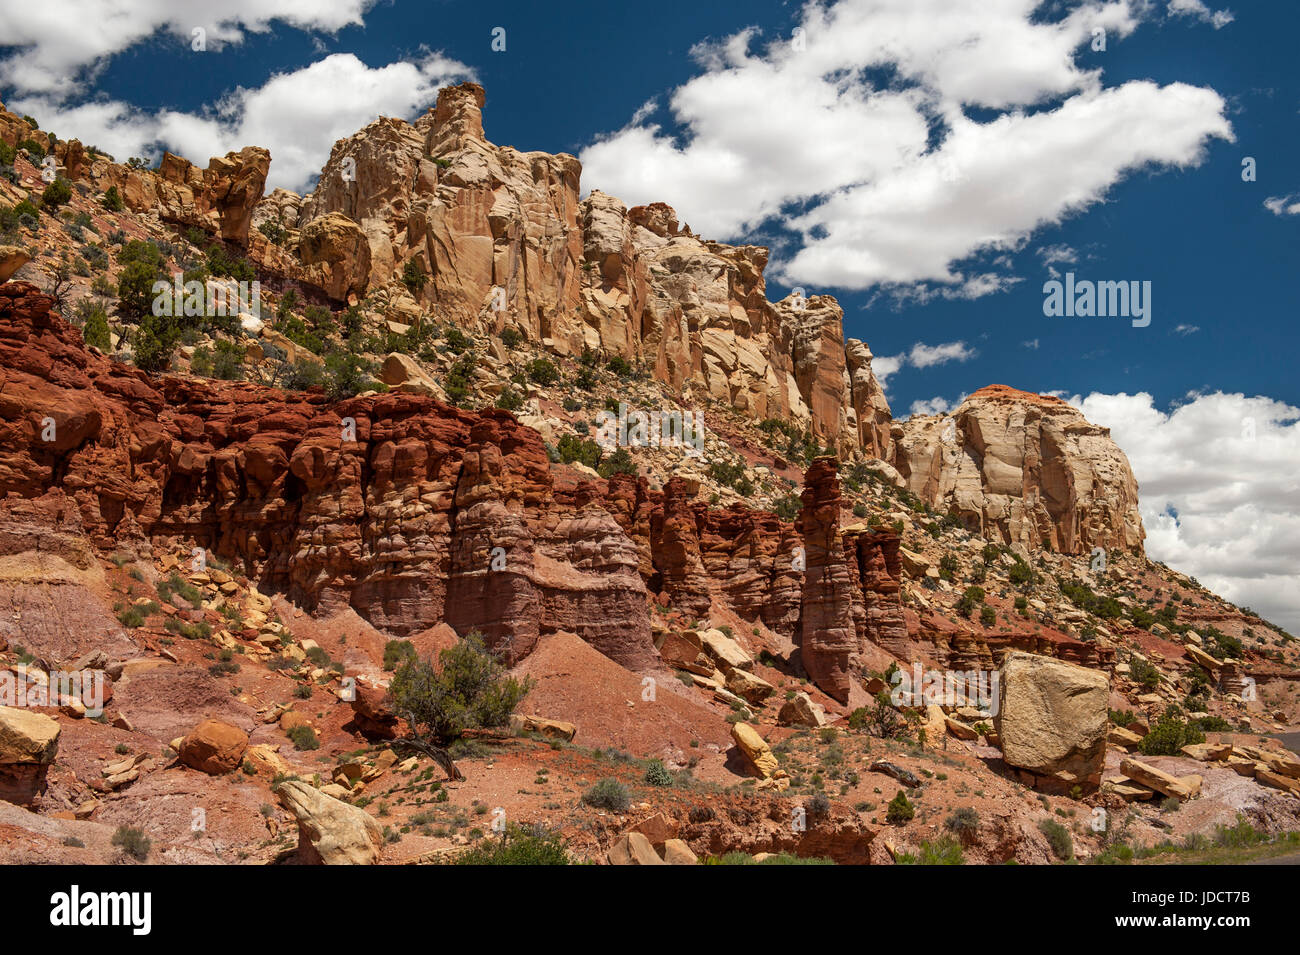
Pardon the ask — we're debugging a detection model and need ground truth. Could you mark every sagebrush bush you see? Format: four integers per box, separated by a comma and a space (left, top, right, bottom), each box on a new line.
582, 777, 630, 812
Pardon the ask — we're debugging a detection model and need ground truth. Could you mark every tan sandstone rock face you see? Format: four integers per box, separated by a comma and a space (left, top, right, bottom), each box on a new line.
995, 651, 1109, 789
90, 147, 270, 246
891, 385, 1144, 555
277, 779, 384, 865
275, 82, 892, 456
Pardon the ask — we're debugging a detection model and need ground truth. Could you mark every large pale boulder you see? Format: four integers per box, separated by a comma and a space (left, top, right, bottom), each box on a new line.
0, 707, 60, 764
0, 706, 60, 804
297, 211, 372, 300
996, 651, 1108, 788
778, 692, 828, 728
1119, 758, 1202, 800
277, 779, 384, 865
0, 246, 29, 284
378, 352, 446, 400
730, 722, 780, 779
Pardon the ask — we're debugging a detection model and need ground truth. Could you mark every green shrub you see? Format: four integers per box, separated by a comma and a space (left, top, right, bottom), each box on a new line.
40, 177, 72, 209
1038, 819, 1073, 860
527, 357, 559, 385
886, 790, 914, 824
945, 807, 979, 837
1128, 656, 1162, 690
597, 447, 637, 478
772, 494, 802, 521
454, 825, 570, 865
287, 725, 319, 751
388, 632, 533, 746
1140, 711, 1205, 756
897, 836, 965, 865
111, 826, 151, 861
117, 259, 164, 319
324, 351, 374, 400
956, 585, 985, 616
495, 387, 523, 412
643, 760, 673, 787
283, 359, 326, 391
400, 259, 427, 295
582, 777, 630, 812
979, 604, 997, 627
556, 433, 602, 469
97, 184, 123, 212
383, 639, 416, 671
1008, 559, 1035, 587
74, 299, 111, 351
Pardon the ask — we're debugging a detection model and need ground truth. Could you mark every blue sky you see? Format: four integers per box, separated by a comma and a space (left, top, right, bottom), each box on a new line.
1, 0, 1297, 630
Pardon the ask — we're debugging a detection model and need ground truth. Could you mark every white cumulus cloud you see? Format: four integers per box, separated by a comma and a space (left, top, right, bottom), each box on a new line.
0, 2, 473, 193
1072, 391, 1300, 635
8, 53, 474, 193
580, 0, 1233, 296
1264, 194, 1300, 216
1167, 0, 1235, 30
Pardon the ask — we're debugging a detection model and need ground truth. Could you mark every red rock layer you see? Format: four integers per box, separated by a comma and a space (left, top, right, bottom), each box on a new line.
0, 282, 653, 669
0, 285, 913, 693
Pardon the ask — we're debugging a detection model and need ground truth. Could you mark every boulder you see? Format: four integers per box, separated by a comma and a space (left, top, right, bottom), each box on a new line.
607, 831, 666, 866
1180, 742, 1232, 762
244, 743, 292, 777
1119, 758, 1202, 800
995, 651, 1108, 788
1108, 725, 1145, 749
277, 779, 384, 864
725, 667, 775, 705
378, 352, 446, 399
178, 718, 248, 775
778, 692, 828, 728
0, 246, 29, 284
1184, 644, 1222, 673
698, 628, 752, 672
0, 707, 60, 764
0, 707, 61, 804
662, 838, 699, 865
730, 722, 780, 779
510, 714, 577, 742
944, 715, 978, 741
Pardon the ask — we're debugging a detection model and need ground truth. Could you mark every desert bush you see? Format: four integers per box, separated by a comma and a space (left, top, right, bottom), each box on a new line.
1038, 819, 1073, 860
111, 826, 151, 861
582, 777, 630, 812
886, 790, 915, 824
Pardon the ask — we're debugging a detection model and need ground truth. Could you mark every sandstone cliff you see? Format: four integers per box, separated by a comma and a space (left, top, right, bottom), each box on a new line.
891, 385, 1144, 555
241, 83, 892, 459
